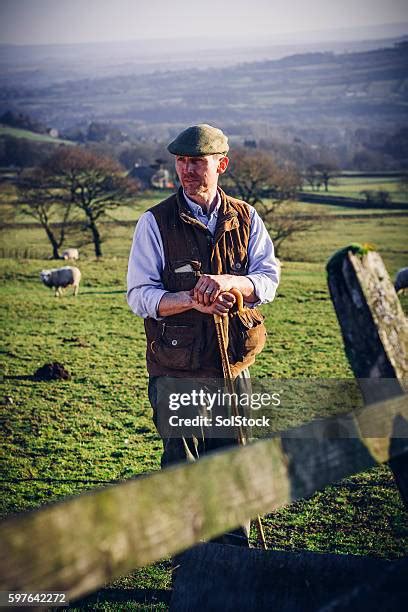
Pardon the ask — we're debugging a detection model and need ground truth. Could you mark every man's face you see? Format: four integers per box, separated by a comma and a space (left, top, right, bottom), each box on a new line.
175, 154, 229, 199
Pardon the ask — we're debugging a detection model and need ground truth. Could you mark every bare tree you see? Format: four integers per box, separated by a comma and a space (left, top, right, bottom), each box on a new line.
223, 149, 301, 203
221, 149, 320, 256
45, 147, 138, 257
17, 167, 75, 259
304, 166, 321, 191
308, 161, 339, 192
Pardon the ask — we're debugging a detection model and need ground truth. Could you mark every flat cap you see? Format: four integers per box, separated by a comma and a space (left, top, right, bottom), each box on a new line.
167, 124, 229, 156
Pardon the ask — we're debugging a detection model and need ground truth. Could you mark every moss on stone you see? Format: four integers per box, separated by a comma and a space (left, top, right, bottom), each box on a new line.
326, 243, 375, 276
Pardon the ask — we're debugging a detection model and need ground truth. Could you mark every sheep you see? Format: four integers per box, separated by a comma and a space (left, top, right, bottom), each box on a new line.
395, 267, 408, 295
40, 266, 81, 297
62, 248, 79, 261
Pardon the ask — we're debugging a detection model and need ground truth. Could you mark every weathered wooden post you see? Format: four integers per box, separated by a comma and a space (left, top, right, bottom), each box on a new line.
327, 244, 408, 506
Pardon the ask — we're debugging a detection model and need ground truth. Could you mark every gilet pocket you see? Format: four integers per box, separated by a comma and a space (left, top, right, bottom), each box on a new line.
229, 309, 267, 363
151, 323, 201, 371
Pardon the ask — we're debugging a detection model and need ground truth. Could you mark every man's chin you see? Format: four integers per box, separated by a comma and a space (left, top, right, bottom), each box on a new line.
183, 185, 201, 197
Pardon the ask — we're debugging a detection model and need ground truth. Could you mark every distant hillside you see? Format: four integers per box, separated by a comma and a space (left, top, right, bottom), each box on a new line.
0, 42, 407, 142
0, 125, 73, 145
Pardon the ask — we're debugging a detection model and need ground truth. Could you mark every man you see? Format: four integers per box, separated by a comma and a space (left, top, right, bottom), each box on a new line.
127, 124, 279, 546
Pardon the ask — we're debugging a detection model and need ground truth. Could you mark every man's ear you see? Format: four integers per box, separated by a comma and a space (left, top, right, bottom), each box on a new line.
217, 156, 229, 174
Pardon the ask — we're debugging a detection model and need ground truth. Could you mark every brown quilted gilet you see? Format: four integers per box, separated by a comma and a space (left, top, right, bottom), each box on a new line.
144, 187, 266, 378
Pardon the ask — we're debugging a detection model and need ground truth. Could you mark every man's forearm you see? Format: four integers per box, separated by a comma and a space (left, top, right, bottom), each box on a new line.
226, 275, 257, 303
156, 273, 258, 318
157, 290, 194, 317
157, 289, 237, 318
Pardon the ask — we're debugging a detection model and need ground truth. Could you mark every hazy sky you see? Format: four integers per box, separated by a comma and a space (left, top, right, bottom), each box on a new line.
1, 0, 407, 46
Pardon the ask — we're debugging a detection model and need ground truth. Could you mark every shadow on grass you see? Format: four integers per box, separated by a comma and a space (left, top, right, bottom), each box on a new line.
70, 587, 171, 609
3, 374, 35, 381
80, 290, 126, 295
0, 477, 112, 484
0, 473, 147, 485
3, 374, 71, 381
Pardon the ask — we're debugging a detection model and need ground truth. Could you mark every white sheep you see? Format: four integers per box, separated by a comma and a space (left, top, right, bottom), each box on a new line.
40, 266, 81, 297
395, 267, 408, 295
62, 248, 79, 261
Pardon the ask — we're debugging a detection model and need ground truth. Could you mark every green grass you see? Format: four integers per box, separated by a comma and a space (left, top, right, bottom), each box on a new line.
1, 199, 408, 610
303, 176, 407, 202
286, 215, 408, 272
1, 182, 407, 267
0, 124, 74, 145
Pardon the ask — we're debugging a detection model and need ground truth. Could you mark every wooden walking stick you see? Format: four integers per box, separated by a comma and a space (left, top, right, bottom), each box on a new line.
213, 288, 268, 550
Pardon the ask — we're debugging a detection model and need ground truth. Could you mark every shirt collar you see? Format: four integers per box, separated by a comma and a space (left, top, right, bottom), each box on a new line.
183, 190, 221, 219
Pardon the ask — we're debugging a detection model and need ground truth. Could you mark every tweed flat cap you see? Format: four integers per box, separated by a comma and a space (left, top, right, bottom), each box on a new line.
167, 124, 229, 156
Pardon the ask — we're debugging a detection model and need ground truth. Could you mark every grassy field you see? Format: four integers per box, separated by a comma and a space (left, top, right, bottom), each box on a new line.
0, 124, 74, 145
303, 176, 407, 202
1, 209, 406, 272
1, 181, 407, 268
1, 187, 408, 609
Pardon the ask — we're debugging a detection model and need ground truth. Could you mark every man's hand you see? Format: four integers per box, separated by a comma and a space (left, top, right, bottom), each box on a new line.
193, 273, 258, 305
191, 291, 236, 316
193, 274, 233, 305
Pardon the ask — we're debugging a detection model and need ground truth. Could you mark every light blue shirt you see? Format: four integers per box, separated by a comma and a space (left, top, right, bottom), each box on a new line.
127, 190, 280, 319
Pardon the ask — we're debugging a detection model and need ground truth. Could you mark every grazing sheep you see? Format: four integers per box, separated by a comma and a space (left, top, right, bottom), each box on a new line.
62, 248, 79, 261
395, 267, 408, 295
40, 266, 81, 297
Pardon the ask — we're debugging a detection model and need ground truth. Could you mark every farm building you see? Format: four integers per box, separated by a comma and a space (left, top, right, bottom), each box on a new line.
128, 159, 173, 190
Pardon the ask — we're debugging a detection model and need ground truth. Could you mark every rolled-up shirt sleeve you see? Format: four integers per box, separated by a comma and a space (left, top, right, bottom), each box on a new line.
126, 212, 167, 319
246, 207, 280, 306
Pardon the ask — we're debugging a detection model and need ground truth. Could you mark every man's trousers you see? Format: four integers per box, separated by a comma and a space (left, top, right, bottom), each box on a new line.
148, 372, 252, 547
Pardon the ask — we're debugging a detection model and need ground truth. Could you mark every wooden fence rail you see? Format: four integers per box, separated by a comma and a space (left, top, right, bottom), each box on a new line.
0, 393, 407, 600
